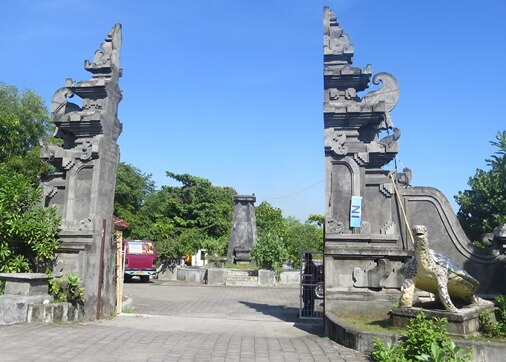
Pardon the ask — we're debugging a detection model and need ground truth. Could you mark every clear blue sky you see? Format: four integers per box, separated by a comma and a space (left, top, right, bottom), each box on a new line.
1, 1, 504, 221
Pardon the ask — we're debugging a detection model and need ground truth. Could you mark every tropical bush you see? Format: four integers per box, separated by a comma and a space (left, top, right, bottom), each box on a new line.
372, 310, 473, 362
251, 233, 289, 270
0, 169, 61, 273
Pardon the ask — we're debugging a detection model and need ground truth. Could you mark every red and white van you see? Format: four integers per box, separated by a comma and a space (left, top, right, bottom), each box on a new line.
123, 240, 157, 282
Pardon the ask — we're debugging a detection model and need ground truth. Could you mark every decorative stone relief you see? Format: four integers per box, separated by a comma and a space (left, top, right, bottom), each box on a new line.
361, 221, 371, 234
379, 183, 394, 198
380, 221, 396, 235
326, 218, 343, 234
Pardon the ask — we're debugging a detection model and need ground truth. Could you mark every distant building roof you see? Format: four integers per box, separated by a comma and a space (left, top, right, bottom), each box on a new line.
113, 215, 129, 230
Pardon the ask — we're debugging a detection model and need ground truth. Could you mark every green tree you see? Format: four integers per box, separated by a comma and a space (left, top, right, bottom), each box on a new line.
255, 201, 286, 238
251, 233, 289, 270
0, 83, 54, 181
284, 216, 323, 268
114, 162, 155, 238
0, 169, 61, 273
455, 131, 506, 242
307, 213, 325, 227
0, 84, 61, 274
122, 171, 236, 260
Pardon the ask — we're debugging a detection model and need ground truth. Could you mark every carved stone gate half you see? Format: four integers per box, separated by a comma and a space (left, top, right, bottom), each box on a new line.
322, 7, 505, 318
40, 24, 123, 320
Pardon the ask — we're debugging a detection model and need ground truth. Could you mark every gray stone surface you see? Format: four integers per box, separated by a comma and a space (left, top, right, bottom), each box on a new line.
322, 7, 506, 323
0, 280, 370, 361
227, 195, 257, 263
391, 302, 496, 337
39, 24, 123, 321
206, 268, 226, 285
0, 273, 49, 296
0, 273, 53, 324
258, 269, 276, 286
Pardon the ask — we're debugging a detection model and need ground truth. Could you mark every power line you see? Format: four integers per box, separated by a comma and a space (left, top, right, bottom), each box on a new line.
264, 179, 324, 200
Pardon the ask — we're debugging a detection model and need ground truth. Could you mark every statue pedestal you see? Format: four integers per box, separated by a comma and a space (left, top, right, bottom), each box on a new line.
391, 301, 496, 338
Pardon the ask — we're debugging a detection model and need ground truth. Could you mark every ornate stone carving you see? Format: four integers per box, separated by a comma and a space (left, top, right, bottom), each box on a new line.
380, 221, 395, 235
323, 8, 353, 63
326, 218, 343, 234
79, 218, 93, 231
330, 131, 348, 155
85, 24, 122, 75
353, 259, 392, 288
379, 183, 394, 198
363, 73, 399, 118
361, 221, 371, 234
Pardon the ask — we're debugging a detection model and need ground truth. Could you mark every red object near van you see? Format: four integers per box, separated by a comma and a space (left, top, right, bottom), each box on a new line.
123, 240, 157, 282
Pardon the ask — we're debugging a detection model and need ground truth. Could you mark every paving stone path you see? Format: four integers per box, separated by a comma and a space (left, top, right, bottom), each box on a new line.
0, 280, 370, 361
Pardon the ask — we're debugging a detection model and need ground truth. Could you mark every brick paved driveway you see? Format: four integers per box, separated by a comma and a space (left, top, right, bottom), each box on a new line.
0, 280, 370, 361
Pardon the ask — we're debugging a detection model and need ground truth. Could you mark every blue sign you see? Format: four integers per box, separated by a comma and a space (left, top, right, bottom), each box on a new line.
350, 196, 362, 228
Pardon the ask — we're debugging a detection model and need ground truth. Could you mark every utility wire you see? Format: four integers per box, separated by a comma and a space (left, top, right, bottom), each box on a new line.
264, 179, 324, 200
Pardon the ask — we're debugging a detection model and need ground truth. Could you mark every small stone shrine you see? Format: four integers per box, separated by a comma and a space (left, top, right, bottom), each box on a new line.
322, 6, 505, 319
39, 24, 123, 320
227, 195, 258, 264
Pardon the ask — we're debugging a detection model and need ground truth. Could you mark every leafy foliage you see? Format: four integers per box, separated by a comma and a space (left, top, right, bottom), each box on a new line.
372, 310, 473, 362
114, 168, 323, 266
455, 131, 506, 242
251, 233, 289, 270
255, 202, 323, 268
0, 83, 54, 180
115, 170, 236, 260
114, 162, 155, 232
403, 311, 451, 360
255, 201, 286, 238
478, 295, 506, 338
49, 273, 85, 306
0, 169, 61, 273
283, 217, 323, 268
372, 339, 407, 362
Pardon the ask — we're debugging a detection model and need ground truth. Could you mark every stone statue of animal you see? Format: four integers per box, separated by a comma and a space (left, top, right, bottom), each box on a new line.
399, 225, 480, 312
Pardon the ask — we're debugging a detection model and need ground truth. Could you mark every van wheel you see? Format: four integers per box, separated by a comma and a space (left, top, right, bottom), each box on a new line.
124, 274, 132, 282
315, 282, 324, 299
140, 275, 149, 283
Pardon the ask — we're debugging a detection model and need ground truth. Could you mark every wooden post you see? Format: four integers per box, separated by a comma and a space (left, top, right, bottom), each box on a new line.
96, 219, 106, 320
116, 230, 124, 314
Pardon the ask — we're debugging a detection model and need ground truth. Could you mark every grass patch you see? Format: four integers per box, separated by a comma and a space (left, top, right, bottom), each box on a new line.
339, 314, 506, 344
339, 314, 403, 334
224, 262, 257, 270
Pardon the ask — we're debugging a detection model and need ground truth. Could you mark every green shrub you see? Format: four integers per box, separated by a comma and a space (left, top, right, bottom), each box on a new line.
372, 310, 473, 362
404, 310, 449, 359
372, 339, 407, 362
478, 295, 506, 338
0, 169, 61, 273
251, 233, 288, 270
48, 273, 85, 306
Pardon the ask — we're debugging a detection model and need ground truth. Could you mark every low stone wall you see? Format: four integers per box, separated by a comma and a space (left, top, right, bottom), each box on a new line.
279, 270, 300, 284
28, 302, 81, 323
177, 268, 207, 283
325, 311, 506, 361
158, 267, 300, 286
0, 273, 82, 325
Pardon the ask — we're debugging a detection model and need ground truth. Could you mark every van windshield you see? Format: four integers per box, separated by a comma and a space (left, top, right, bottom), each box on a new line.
127, 241, 155, 255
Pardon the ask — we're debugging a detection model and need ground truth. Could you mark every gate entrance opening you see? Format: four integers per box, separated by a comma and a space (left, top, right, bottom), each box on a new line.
299, 251, 323, 319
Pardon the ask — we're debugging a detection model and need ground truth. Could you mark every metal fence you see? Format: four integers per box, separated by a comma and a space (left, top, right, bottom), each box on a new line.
299, 251, 324, 319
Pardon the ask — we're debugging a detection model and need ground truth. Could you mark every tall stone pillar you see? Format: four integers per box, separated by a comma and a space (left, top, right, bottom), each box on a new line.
322, 7, 407, 314
227, 195, 257, 264
40, 24, 123, 320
